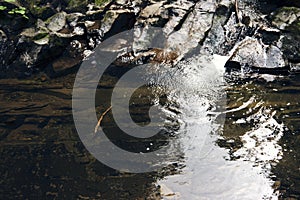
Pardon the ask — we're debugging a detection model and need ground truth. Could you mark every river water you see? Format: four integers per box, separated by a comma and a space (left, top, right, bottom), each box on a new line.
158, 68, 300, 199
0, 55, 299, 199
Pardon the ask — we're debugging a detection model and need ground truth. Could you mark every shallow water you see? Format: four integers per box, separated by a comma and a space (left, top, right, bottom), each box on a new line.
0, 59, 300, 199
153, 58, 293, 199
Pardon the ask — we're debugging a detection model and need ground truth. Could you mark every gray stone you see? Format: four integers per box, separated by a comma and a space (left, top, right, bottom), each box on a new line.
47, 12, 67, 32
0, 30, 7, 41
271, 7, 300, 30
140, 2, 165, 18
230, 37, 286, 68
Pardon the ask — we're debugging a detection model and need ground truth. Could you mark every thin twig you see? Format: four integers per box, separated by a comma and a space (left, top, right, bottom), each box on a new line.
94, 106, 112, 134
235, 0, 241, 23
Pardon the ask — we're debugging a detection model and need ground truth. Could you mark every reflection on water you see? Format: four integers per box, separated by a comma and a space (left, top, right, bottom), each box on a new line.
224, 73, 300, 199
157, 61, 276, 199
159, 71, 300, 199
0, 61, 300, 198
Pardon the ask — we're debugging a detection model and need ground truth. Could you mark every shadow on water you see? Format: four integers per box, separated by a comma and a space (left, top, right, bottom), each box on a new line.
0, 72, 163, 199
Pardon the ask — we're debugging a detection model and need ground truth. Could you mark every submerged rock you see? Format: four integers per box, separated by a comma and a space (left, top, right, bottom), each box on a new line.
52, 56, 82, 73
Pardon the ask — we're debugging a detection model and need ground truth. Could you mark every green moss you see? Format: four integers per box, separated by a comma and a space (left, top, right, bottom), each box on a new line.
22, 0, 41, 14
278, 6, 300, 12
103, 10, 114, 21
30, 5, 48, 15
0, 6, 7, 11
20, 0, 52, 19
0, 0, 29, 19
4, 0, 16, 3
67, 0, 88, 11
95, 0, 110, 6
32, 32, 48, 41
8, 7, 25, 14
272, 6, 300, 21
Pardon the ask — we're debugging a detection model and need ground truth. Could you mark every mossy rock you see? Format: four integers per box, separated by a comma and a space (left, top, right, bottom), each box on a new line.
271, 7, 300, 30
29, 5, 55, 20
66, 0, 111, 12
286, 19, 300, 33
95, 0, 111, 6
18, 0, 55, 20
66, 0, 89, 12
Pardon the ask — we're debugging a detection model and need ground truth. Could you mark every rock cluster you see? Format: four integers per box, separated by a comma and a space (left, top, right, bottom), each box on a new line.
0, 0, 299, 77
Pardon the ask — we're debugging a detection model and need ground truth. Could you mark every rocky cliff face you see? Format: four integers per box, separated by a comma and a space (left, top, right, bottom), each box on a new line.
0, 0, 300, 77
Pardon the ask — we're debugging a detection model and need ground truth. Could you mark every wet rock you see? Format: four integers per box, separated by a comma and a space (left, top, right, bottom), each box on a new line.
20, 28, 49, 45
20, 11, 87, 45
20, 27, 40, 38
47, 12, 67, 32
270, 7, 300, 64
115, 0, 128, 6
27, 4, 56, 20
32, 33, 50, 45
280, 34, 300, 63
159, 184, 180, 199
84, 20, 96, 28
101, 11, 136, 39
66, 0, 88, 12
230, 37, 286, 69
140, 2, 165, 18
86, 4, 107, 16
99, 10, 120, 36
2, 0, 300, 77
73, 26, 85, 36
271, 7, 300, 30
36, 18, 46, 29
161, 0, 194, 35
52, 56, 82, 73
202, 6, 238, 55
4, 40, 44, 77
165, 1, 216, 58
66, 12, 85, 27
0, 29, 7, 41
258, 29, 281, 45
142, 8, 168, 26
290, 63, 300, 71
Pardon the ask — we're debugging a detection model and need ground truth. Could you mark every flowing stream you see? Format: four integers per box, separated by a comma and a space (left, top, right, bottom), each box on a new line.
1, 54, 300, 199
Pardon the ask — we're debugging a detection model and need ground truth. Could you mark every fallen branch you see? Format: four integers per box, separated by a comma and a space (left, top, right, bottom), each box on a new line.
94, 106, 112, 134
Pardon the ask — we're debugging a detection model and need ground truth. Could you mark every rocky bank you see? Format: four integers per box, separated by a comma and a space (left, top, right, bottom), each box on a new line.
0, 0, 300, 78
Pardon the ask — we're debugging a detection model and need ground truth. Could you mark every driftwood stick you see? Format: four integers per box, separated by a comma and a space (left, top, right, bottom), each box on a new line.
94, 106, 112, 134
235, 0, 241, 23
